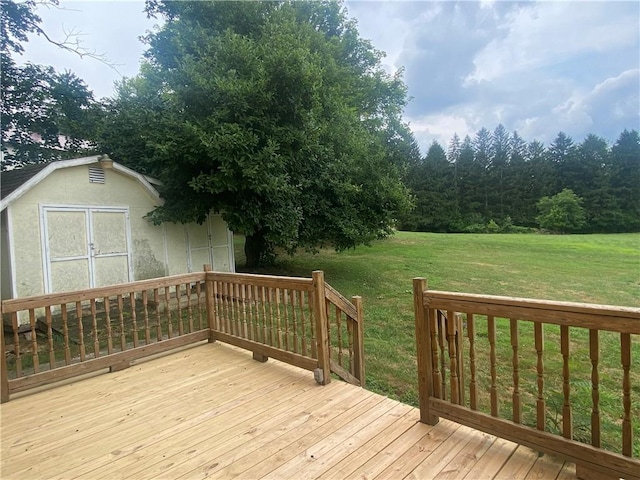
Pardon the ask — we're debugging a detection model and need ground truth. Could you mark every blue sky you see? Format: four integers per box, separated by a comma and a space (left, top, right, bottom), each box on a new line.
19, 1, 640, 154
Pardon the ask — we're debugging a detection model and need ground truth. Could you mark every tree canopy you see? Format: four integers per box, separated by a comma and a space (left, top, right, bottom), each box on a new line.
0, 0, 100, 169
98, 0, 413, 266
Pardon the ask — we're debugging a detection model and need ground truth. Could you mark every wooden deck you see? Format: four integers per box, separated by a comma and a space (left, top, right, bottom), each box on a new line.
0, 342, 576, 480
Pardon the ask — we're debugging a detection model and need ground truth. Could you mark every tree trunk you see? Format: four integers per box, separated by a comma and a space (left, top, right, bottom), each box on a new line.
244, 231, 268, 268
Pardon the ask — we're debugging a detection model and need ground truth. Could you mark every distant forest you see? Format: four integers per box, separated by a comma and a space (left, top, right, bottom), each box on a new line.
399, 126, 640, 234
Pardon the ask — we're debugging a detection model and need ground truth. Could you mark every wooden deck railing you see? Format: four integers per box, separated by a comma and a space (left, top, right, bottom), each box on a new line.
413, 278, 640, 480
206, 270, 364, 386
0, 269, 364, 401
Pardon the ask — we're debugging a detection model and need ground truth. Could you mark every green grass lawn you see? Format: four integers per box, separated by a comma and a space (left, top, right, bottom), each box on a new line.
235, 231, 640, 454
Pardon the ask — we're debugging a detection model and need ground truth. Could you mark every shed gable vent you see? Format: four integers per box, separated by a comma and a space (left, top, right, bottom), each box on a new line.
88, 166, 105, 184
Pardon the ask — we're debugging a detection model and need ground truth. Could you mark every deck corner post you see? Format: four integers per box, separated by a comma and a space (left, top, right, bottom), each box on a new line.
204, 264, 216, 343
312, 270, 331, 385
352, 295, 365, 388
1, 309, 9, 403
413, 277, 437, 425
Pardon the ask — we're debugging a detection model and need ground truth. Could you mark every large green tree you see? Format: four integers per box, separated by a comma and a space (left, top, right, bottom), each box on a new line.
98, 0, 412, 266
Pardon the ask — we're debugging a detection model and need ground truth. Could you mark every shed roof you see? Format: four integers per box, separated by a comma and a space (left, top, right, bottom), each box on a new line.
0, 155, 162, 211
1, 162, 50, 200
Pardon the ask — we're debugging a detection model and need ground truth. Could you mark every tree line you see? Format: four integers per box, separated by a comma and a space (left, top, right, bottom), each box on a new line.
399, 126, 640, 234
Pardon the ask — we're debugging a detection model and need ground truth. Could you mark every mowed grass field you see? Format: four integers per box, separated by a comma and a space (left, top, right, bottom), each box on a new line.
235, 232, 640, 454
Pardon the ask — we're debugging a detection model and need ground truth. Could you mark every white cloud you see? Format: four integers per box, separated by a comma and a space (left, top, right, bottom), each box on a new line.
467, 2, 639, 84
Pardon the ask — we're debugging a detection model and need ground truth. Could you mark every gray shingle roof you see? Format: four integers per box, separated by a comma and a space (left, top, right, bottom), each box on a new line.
1, 163, 50, 200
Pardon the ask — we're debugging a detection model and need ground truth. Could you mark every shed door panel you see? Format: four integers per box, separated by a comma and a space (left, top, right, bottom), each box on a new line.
92, 211, 128, 254
47, 211, 88, 258
46, 210, 91, 293
91, 211, 130, 287
186, 222, 212, 272
49, 260, 91, 293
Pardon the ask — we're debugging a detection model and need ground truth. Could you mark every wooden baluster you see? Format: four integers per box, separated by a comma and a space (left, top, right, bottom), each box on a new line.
336, 305, 343, 366
510, 318, 521, 424
266, 287, 275, 346
10, 312, 22, 378
61, 304, 71, 365
76, 301, 85, 361
535, 322, 545, 430
325, 298, 332, 360
91, 299, 101, 357
347, 316, 355, 374
195, 281, 204, 330
621, 333, 632, 457
142, 290, 151, 344
220, 281, 227, 333
164, 287, 173, 339
221, 282, 229, 334
102, 297, 112, 354
185, 285, 193, 334
447, 310, 459, 404
234, 283, 241, 336
275, 288, 282, 348
307, 292, 318, 358
117, 294, 126, 350
282, 289, 290, 350
227, 283, 235, 336
241, 283, 249, 339
226, 282, 233, 334
45, 306, 55, 369
250, 285, 264, 343
245, 284, 253, 340
437, 311, 447, 400
130, 292, 139, 348
290, 289, 299, 354
589, 329, 600, 447
175, 284, 184, 336
298, 291, 307, 356
29, 309, 39, 373
488, 315, 498, 417
260, 287, 268, 344
211, 281, 219, 332
212, 280, 224, 332
11, 312, 21, 377
561, 325, 572, 439
467, 313, 477, 410
229, 283, 237, 336
154, 288, 162, 341
456, 314, 465, 407
429, 308, 442, 399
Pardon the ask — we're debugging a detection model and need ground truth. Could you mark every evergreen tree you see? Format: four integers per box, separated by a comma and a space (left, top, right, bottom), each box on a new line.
610, 130, 640, 231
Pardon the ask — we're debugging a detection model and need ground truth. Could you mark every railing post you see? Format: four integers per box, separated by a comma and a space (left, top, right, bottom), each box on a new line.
351, 295, 365, 388
204, 264, 216, 343
413, 278, 438, 425
312, 270, 331, 385
1, 304, 9, 402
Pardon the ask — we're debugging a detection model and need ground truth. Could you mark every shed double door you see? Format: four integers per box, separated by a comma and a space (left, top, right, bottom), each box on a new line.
42, 206, 133, 293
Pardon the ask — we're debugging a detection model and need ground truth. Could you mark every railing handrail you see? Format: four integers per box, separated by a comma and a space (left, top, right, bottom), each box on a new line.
425, 290, 640, 333
1, 272, 207, 314
206, 271, 314, 291
324, 282, 359, 320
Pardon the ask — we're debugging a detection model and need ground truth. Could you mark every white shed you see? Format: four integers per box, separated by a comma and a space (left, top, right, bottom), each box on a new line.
0, 155, 235, 301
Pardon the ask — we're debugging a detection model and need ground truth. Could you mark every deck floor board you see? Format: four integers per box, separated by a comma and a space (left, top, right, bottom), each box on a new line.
0, 342, 573, 479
